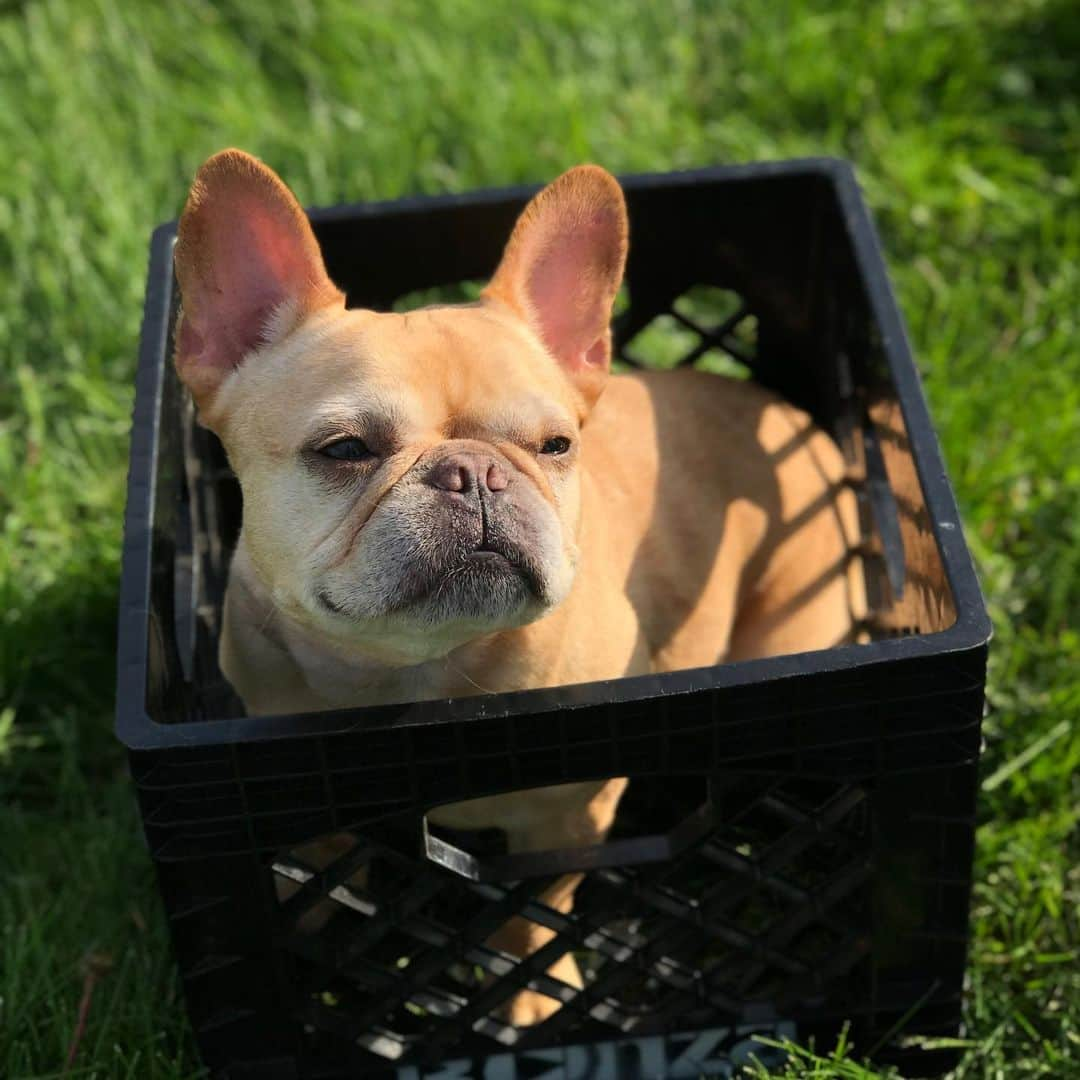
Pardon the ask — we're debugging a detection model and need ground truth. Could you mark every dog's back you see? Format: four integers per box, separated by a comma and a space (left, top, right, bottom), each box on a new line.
583, 368, 864, 672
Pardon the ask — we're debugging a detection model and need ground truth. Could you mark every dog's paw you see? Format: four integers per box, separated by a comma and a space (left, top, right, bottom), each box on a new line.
500, 952, 583, 1026
502, 988, 564, 1026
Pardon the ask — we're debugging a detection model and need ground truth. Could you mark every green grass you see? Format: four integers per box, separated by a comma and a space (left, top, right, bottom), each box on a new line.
1, 0, 1077, 1076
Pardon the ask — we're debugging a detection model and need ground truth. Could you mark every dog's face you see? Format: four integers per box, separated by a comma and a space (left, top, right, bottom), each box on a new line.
173, 151, 627, 662
209, 304, 586, 659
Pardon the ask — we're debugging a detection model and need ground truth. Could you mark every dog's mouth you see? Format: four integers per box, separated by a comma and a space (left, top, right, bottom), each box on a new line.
404, 534, 546, 615
462, 537, 535, 576
466, 547, 511, 565
316, 588, 351, 616
317, 533, 548, 623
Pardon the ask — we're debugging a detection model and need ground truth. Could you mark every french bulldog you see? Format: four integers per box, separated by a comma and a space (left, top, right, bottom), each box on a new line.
173, 149, 864, 1025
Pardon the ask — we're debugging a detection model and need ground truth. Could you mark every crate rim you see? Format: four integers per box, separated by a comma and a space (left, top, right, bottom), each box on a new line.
116, 156, 991, 752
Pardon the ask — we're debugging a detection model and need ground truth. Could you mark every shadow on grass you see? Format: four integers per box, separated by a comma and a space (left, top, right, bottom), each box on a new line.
1, 562, 124, 807
987, 0, 1080, 173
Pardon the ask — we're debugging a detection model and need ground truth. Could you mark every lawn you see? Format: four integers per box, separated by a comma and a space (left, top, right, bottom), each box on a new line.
0, 0, 1077, 1076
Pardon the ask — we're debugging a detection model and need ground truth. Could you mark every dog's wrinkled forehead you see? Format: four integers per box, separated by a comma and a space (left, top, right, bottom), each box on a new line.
233, 303, 581, 452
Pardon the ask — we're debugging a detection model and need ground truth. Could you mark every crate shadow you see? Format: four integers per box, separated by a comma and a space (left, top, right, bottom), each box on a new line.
2, 565, 123, 791
627, 390, 863, 666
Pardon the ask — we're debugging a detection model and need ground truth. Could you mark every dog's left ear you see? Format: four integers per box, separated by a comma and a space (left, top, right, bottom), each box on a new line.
483, 165, 628, 409
173, 149, 344, 418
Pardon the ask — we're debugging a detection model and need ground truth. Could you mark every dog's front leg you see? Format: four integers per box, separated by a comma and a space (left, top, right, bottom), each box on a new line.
485, 870, 585, 1024
486, 776, 628, 1026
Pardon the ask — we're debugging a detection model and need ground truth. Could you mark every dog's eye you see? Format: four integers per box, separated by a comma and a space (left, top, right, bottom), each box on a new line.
540, 435, 572, 456
319, 437, 373, 462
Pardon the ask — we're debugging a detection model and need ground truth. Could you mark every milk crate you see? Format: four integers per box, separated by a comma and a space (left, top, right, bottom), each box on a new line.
116, 160, 991, 1079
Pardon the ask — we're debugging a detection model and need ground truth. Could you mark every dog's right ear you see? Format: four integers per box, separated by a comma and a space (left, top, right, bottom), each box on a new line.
173, 149, 344, 417
482, 165, 628, 411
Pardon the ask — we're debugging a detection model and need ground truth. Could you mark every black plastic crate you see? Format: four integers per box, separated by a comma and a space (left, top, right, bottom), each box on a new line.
117, 159, 990, 1079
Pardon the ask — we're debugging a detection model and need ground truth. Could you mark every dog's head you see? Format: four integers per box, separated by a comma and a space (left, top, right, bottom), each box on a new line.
174, 151, 628, 662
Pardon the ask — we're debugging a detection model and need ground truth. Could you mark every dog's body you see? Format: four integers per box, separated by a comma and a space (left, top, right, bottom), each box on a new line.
174, 150, 863, 1025
223, 366, 858, 716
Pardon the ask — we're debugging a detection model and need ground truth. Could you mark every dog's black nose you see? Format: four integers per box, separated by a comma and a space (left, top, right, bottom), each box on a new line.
426, 452, 509, 494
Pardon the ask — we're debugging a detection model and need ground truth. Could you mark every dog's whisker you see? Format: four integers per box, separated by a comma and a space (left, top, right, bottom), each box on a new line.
443, 655, 497, 696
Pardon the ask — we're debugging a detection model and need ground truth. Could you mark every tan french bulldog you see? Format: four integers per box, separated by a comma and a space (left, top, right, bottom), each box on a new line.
173, 149, 864, 1025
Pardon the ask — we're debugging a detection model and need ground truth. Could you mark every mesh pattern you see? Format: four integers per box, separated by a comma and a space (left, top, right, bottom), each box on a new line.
273, 777, 871, 1068
615, 285, 757, 377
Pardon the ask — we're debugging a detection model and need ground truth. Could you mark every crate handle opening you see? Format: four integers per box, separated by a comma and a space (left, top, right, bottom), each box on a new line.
422, 798, 717, 882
